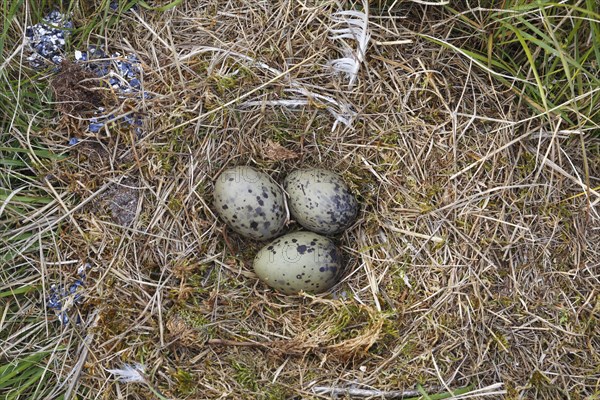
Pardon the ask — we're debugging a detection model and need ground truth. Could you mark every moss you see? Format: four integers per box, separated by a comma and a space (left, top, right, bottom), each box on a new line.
268, 126, 294, 142
187, 268, 215, 291
98, 305, 131, 337
167, 197, 183, 213
385, 263, 412, 298
559, 309, 570, 326
232, 360, 259, 392
504, 381, 520, 399
169, 306, 216, 342
516, 152, 538, 176
323, 303, 362, 338
399, 340, 419, 359
369, 313, 400, 353
190, 60, 209, 75
529, 369, 552, 388
263, 384, 289, 400
172, 369, 196, 395
209, 63, 255, 96
213, 75, 238, 94
491, 330, 510, 351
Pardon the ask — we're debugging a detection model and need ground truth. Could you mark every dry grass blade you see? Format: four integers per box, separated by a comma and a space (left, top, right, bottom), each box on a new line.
3, 1, 599, 399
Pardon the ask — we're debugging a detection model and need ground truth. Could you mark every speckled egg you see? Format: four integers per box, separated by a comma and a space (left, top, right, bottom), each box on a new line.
213, 166, 287, 240
253, 231, 341, 294
284, 169, 358, 235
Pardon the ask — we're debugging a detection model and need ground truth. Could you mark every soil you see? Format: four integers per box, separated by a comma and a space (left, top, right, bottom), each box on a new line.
50, 61, 107, 116
101, 177, 140, 226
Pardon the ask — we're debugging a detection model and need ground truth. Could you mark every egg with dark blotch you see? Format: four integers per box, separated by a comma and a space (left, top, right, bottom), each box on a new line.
253, 231, 341, 294
284, 169, 358, 235
213, 166, 287, 240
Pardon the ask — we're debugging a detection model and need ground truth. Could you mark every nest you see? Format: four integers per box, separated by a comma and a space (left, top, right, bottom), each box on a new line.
3, 1, 599, 399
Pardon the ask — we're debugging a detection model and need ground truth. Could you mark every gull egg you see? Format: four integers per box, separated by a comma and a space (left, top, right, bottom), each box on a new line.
213, 166, 287, 240
284, 169, 358, 235
253, 231, 341, 294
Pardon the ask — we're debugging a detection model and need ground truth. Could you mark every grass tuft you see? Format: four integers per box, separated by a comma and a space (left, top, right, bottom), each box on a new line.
440, 0, 600, 133
2, 0, 599, 399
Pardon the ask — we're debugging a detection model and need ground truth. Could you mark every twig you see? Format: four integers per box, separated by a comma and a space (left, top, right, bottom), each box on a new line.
312, 386, 423, 398
206, 338, 268, 348
312, 384, 503, 399
384, 224, 444, 243
63, 309, 100, 400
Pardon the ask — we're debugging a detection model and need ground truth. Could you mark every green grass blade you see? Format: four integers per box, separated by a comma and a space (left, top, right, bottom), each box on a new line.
0, 159, 27, 167
0, 0, 24, 57
0, 146, 65, 160
138, 0, 183, 12
0, 190, 53, 204
403, 384, 474, 400
586, 0, 600, 65
0, 285, 40, 298
499, 22, 549, 112
6, 367, 46, 400
0, 351, 50, 389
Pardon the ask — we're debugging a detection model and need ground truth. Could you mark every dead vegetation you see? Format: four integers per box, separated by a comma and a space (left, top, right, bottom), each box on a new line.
50, 61, 107, 115
28, 0, 600, 399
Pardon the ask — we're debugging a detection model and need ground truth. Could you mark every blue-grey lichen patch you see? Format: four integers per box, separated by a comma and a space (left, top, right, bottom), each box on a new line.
46, 263, 89, 325
87, 106, 144, 136
75, 47, 143, 95
213, 166, 287, 240
25, 10, 147, 139
25, 11, 72, 68
75, 48, 146, 136
253, 231, 341, 294
284, 169, 358, 235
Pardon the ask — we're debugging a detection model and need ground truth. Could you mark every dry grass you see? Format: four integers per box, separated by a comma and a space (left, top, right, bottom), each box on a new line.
5, 0, 600, 399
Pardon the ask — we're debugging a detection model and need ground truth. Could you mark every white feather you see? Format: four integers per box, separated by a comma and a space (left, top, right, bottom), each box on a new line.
287, 88, 357, 129
106, 363, 146, 383
180, 46, 357, 130
240, 99, 309, 108
240, 88, 357, 130
328, 56, 359, 87
328, 3, 371, 89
